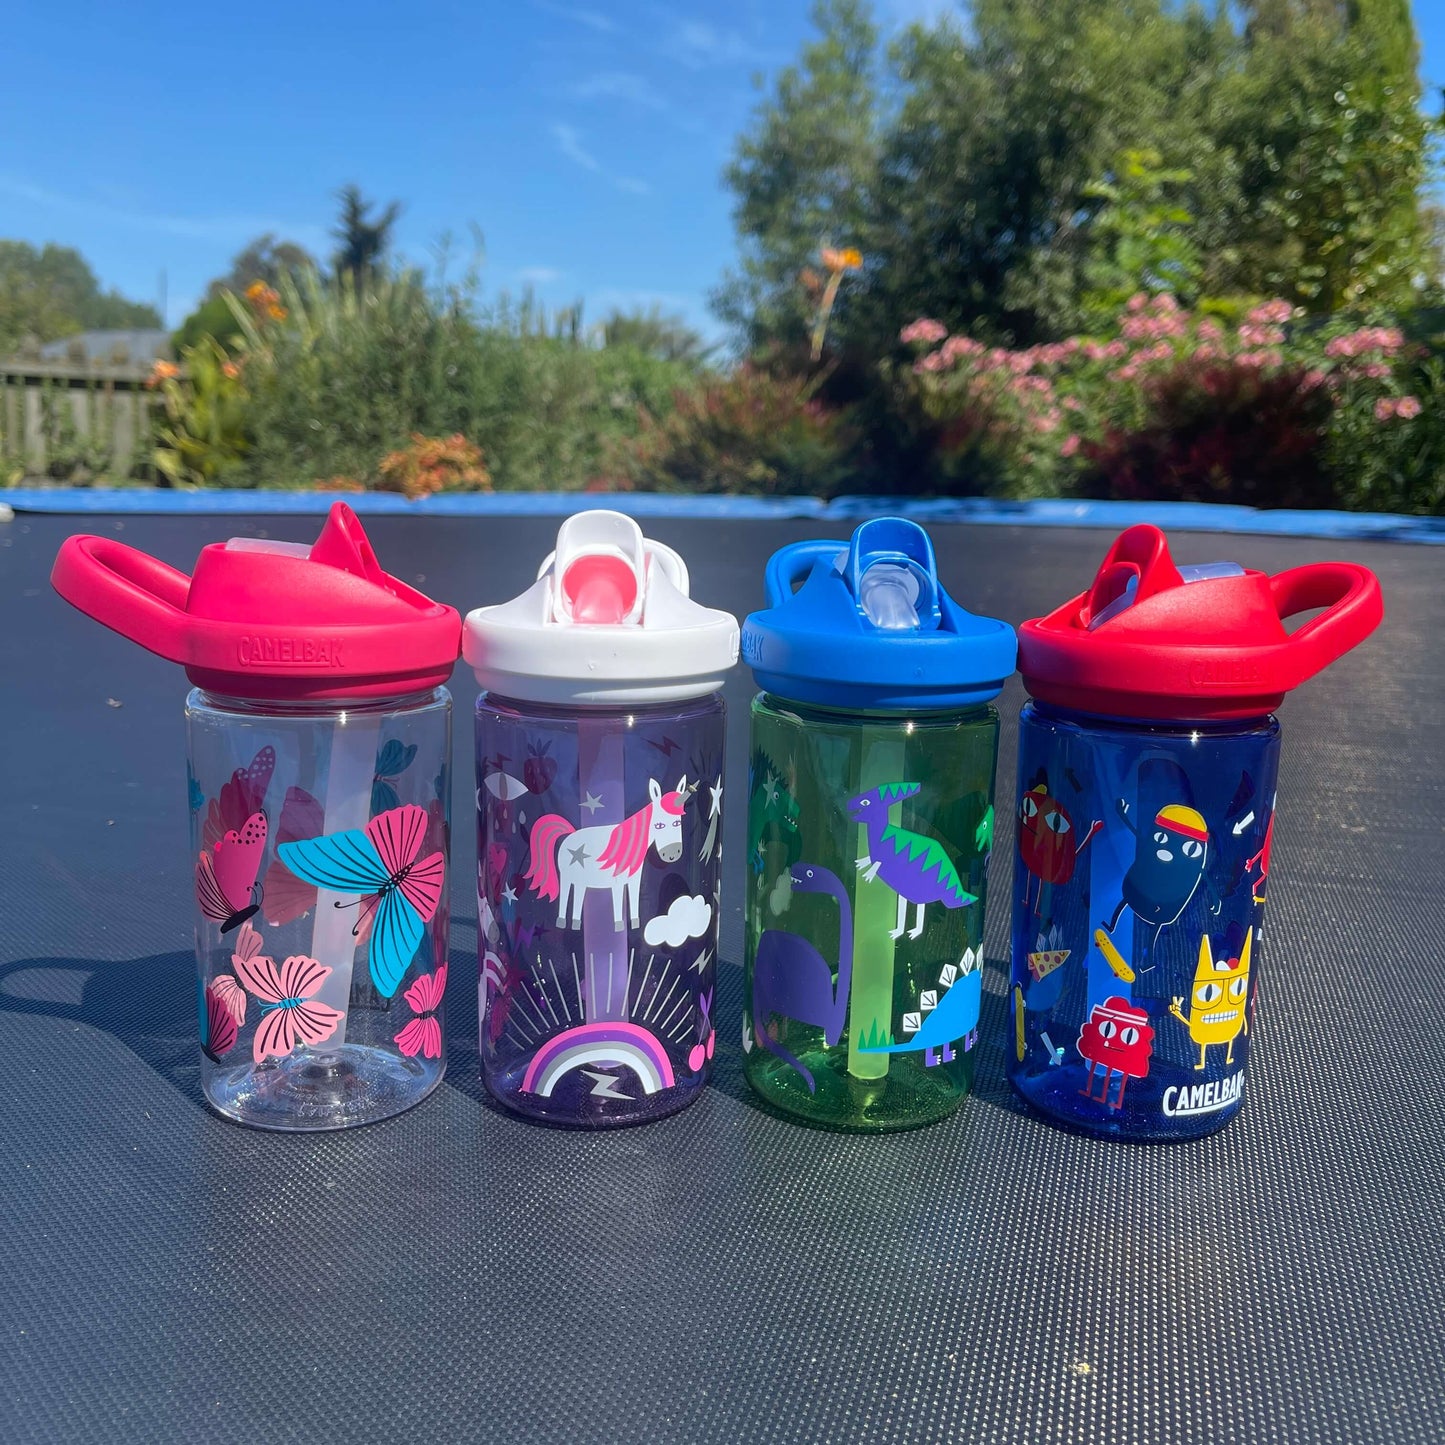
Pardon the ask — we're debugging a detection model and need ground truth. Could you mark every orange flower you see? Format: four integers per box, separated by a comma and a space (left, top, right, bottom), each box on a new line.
145, 359, 180, 388
221, 360, 241, 380
821, 246, 863, 273
245, 281, 286, 322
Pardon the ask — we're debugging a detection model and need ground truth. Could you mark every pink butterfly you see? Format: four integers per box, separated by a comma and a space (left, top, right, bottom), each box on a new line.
196, 811, 267, 934
394, 959, 447, 1059
231, 927, 344, 1063
203, 746, 275, 852
200, 929, 255, 1062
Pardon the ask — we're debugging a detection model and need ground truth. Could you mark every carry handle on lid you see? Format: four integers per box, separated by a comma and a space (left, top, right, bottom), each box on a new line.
763, 540, 846, 608
1270, 561, 1383, 685
51, 534, 193, 663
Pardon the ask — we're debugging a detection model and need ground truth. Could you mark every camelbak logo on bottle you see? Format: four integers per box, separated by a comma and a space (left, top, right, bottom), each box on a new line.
1161, 1072, 1244, 1117
1188, 658, 1262, 687
237, 636, 344, 667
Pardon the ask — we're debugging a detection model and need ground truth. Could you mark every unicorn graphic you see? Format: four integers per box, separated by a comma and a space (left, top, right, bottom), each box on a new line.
525, 776, 688, 930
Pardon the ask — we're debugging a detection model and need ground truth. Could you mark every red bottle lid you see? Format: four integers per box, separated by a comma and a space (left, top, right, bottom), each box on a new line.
52, 502, 461, 702
1018, 524, 1383, 721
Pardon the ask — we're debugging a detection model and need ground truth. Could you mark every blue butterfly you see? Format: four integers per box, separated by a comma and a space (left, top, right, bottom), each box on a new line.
276, 804, 445, 998
371, 739, 418, 816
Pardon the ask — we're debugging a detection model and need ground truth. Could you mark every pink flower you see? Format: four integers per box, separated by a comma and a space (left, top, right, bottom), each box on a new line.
1126, 292, 1149, 313
1062, 395, 1083, 411
941, 335, 981, 363
1396, 395, 1422, 419
1374, 397, 1397, 421
1060, 433, 1080, 458
1193, 344, 1221, 362
1301, 369, 1327, 390
1104, 340, 1128, 360
1247, 300, 1292, 325
1153, 293, 1180, 314
1083, 341, 1108, 362
917, 349, 950, 373
900, 318, 948, 345
1361, 362, 1392, 381
1239, 323, 1284, 347
1197, 318, 1224, 341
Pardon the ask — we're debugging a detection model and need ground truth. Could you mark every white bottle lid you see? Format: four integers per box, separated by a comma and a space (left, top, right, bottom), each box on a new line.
462, 510, 740, 706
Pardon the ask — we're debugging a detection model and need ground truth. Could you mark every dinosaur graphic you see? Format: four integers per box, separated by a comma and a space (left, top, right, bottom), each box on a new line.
750, 862, 852, 1093
851, 782, 976, 939
747, 750, 800, 874
858, 948, 983, 1067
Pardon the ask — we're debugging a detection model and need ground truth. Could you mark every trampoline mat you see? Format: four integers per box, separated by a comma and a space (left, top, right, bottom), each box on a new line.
1, 512, 1441, 1444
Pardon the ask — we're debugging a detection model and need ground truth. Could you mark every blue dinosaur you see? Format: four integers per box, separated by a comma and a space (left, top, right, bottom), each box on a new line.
857, 963, 982, 1067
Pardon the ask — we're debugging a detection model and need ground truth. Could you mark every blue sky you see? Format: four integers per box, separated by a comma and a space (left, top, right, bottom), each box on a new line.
1, 0, 1440, 340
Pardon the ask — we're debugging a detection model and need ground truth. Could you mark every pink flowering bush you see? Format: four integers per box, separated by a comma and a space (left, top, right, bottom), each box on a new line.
896, 293, 1442, 511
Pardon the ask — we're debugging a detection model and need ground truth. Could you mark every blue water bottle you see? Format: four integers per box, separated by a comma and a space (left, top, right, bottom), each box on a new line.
1008, 525, 1382, 1140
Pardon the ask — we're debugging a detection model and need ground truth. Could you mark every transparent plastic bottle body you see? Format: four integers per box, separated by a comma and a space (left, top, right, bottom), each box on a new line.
1008, 701, 1280, 1140
476, 691, 725, 1126
744, 693, 999, 1132
186, 686, 451, 1131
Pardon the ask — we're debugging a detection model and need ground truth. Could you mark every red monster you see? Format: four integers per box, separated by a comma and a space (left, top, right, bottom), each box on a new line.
1018, 775, 1102, 918
1076, 996, 1154, 1110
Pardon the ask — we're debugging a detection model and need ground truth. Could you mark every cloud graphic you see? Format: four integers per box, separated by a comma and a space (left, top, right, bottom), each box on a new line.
644, 893, 712, 948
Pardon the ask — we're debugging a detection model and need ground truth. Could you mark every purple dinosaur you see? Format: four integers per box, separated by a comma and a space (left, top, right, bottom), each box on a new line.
851, 782, 976, 940
751, 862, 852, 1093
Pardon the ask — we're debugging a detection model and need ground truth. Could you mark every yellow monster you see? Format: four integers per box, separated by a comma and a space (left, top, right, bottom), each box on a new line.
1169, 928, 1252, 1070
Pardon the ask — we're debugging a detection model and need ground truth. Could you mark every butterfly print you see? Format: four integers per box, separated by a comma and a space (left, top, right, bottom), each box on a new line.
394, 960, 447, 1059
230, 927, 344, 1063
195, 811, 267, 933
202, 745, 275, 851
277, 804, 445, 999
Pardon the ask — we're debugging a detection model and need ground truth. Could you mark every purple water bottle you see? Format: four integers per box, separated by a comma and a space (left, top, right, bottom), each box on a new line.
463, 511, 739, 1126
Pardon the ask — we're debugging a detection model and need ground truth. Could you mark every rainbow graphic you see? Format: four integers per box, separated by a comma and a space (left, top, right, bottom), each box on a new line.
519, 1021, 677, 1097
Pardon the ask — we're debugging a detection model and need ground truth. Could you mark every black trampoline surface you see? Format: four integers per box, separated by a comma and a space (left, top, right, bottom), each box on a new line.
3, 511, 1442, 1445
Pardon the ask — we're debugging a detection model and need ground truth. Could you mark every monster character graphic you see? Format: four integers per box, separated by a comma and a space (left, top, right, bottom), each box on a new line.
1095, 801, 1214, 982
1245, 798, 1276, 905
1169, 928, 1251, 1070
852, 782, 975, 940
1017, 771, 1102, 921
1076, 996, 1154, 1109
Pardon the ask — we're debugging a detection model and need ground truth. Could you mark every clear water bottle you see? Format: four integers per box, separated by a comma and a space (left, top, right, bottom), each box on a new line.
740, 518, 1016, 1131
463, 511, 739, 1126
52, 504, 461, 1130
1008, 524, 1382, 1139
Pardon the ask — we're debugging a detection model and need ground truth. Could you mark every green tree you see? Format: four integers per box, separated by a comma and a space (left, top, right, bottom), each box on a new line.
713, 0, 880, 355
600, 307, 711, 367
332, 185, 402, 284
0, 240, 161, 354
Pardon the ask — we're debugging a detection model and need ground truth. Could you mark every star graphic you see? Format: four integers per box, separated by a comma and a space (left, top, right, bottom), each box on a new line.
708, 779, 722, 819
580, 791, 604, 814
764, 780, 779, 807
567, 842, 589, 866
502, 883, 518, 904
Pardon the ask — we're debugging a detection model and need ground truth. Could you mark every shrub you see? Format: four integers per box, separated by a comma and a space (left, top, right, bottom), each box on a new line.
377, 433, 490, 499
150, 340, 250, 488
595, 364, 861, 497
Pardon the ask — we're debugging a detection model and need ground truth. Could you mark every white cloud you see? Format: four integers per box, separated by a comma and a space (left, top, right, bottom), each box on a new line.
533, 0, 615, 33
644, 893, 713, 948
516, 266, 564, 285
659, 20, 780, 70
550, 124, 651, 196
572, 71, 669, 111
551, 122, 602, 173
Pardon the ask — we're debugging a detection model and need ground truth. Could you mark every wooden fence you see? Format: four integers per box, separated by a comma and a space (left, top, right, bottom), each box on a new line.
0, 360, 162, 481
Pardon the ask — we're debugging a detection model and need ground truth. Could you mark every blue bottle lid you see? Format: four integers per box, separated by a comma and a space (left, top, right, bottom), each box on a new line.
742, 518, 1016, 711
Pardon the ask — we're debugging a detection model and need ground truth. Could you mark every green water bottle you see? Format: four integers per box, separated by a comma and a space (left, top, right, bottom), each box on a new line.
740, 518, 1016, 1131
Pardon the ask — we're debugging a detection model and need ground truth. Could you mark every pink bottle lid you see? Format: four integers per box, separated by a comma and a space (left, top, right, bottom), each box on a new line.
52, 502, 461, 702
